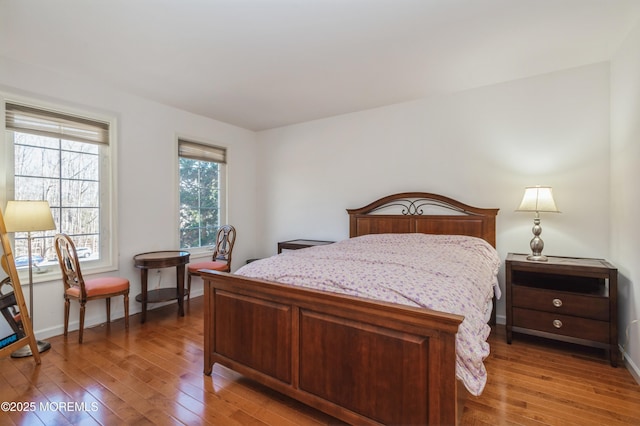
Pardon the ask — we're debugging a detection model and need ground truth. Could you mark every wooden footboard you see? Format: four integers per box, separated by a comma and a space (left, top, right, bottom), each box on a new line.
203, 270, 463, 426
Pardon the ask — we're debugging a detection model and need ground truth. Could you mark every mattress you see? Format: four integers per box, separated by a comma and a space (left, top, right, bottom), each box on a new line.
236, 233, 501, 396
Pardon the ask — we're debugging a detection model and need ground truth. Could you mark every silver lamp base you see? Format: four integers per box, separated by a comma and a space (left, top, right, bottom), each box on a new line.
11, 340, 51, 358
527, 216, 548, 262
526, 254, 549, 262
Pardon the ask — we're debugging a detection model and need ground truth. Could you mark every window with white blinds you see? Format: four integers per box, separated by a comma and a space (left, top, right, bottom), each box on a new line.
178, 139, 227, 249
3, 98, 116, 276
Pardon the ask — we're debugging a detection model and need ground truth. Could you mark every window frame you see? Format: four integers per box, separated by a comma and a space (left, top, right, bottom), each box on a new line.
1, 93, 119, 282
177, 137, 227, 255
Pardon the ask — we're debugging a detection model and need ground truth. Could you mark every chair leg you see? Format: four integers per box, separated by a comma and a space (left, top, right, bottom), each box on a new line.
64, 298, 70, 337
187, 273, 192, 301
124, 293, 129, 330
79, 302, 86, 343
106, 297, 111, 323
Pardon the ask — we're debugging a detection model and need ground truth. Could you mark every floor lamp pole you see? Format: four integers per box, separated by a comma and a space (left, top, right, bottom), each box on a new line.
11, 231, 51, 357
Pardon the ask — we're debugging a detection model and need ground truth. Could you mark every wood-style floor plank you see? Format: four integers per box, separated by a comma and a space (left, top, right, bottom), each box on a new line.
1, 296, 638, 425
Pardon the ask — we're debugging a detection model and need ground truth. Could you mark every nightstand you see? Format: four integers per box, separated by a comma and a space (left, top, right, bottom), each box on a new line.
505, 253, 618, 367
277, 239, 334, 254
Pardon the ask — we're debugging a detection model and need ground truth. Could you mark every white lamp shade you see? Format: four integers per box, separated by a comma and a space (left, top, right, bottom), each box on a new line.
4, 201, 56, 232
516, 186, 560, 213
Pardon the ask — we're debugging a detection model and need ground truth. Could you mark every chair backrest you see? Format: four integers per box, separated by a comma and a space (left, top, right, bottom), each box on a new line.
212, 225, 236, 266
54, 234, 87, 299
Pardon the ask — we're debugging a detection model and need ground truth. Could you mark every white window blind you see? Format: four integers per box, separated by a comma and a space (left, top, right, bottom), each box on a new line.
178, 140, 226, 163
5, 103, 109, 145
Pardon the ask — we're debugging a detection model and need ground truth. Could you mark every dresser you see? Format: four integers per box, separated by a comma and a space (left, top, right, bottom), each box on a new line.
505, 253, 618, 366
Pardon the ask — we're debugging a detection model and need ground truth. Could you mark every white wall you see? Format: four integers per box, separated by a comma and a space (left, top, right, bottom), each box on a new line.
257, 63, 612, 323
0, 57, 258, 338
611, 19, 640, 379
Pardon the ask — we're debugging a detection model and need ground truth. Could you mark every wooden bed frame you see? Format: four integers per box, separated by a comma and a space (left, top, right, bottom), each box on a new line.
202, 192, 498, 425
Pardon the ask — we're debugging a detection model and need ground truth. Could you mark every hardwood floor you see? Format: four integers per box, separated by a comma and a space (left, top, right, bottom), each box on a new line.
1, 296, 639, 425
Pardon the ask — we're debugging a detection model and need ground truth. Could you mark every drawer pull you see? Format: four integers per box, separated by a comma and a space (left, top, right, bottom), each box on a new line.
553, 319, 563, 329
552, 298, 563, 308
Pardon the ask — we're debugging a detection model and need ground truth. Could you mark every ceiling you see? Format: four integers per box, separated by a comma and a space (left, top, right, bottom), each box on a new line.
2, 0, 640, 131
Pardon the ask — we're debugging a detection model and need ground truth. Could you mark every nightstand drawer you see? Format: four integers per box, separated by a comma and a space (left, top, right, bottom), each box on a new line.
512, 285, 609, 321
513, 308, 609, 343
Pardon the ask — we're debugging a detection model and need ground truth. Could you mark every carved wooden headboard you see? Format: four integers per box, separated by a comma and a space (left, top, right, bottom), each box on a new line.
347, 192, 499, 248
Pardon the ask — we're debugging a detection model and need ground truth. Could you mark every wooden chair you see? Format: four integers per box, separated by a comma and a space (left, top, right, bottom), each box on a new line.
54, 233, 129, 343
186, 225, 236, 300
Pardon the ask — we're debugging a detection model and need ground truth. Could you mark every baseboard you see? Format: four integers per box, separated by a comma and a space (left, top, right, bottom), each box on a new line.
622, 347, 640, 385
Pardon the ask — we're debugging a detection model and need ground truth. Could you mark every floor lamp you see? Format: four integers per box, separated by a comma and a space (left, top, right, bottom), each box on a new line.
4, 200, 56, 357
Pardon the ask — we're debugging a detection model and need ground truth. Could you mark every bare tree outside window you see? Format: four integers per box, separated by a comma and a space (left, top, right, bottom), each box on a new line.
12, 132, 100, 265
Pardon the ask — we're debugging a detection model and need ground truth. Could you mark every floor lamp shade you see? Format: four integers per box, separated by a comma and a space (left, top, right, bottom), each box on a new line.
3, 200, 55, 357
4, 201, 56, 233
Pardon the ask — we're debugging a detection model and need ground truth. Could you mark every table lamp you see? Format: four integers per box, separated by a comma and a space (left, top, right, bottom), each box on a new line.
516, 186, 560, 262
4, 200, 56, 357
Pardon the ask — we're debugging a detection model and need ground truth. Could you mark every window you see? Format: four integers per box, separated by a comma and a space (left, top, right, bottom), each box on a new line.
178, 139, 226, 249
3, 99, 116, 277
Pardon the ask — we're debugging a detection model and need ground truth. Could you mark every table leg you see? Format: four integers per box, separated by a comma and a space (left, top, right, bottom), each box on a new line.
140, 268, 148, 323
177, 264, 185, 317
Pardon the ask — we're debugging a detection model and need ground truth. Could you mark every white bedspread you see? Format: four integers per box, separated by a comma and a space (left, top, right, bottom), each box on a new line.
235, 233, 501, 396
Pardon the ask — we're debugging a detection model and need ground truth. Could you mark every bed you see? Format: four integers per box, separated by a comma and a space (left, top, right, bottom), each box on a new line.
202, 192, 499, 425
